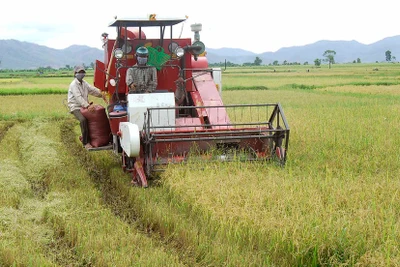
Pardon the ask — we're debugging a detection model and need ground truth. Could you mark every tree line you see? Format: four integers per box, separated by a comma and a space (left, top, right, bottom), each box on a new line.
210, 50, 397, 68
1, 50, 396, 73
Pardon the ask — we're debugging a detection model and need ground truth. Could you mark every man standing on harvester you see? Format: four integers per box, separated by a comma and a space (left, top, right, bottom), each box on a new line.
125, 46, 157, 93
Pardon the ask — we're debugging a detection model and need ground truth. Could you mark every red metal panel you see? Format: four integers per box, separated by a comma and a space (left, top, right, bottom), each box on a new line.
94, 60, 105, 91
191, 56, 208, 69
175, 117, 203, 131
193, 73, 222, 105
193, 73, 231, 126
189, 91, 207, 121
104, 38, 192, 94
150, 132, 272, 161
190, 91, 204, 106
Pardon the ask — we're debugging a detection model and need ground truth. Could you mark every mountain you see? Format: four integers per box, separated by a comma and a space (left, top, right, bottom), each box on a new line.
0, 40, 103, 70
1, 36, 400, 69
206, 35, 400, 65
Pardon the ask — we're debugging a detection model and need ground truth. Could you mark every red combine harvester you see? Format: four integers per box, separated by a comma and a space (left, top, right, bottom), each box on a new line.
91, 16, 290, 187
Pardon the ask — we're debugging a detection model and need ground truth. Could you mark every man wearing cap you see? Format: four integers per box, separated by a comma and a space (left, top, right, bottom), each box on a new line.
67, 65, 107, 149
126, 46, 157, 93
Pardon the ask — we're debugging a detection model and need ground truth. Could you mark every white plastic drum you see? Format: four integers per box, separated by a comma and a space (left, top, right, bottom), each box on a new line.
119, 122, 140, 157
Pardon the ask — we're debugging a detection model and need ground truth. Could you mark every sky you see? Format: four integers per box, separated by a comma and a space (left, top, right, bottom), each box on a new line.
1, 0, 399, 54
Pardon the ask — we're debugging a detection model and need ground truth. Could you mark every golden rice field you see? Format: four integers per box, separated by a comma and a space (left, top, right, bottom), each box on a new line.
1, 63, 400, 266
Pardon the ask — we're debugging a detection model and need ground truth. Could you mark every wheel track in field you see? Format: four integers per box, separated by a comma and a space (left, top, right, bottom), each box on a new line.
0, 121, 15, 143
1, 119, 189, 266
1, 119, 196, 266
2, 118, 274, 266
60, 119, 199, 266
0, 120, 82, 267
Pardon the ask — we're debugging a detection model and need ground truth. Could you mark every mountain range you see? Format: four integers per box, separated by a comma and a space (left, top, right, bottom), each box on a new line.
1, 36, 400, 70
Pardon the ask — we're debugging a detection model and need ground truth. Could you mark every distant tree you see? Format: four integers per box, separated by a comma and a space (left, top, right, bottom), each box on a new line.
357, 58, 361, 63
272, 60, 279, 66
314, 58, 321, 67
392, 56, 397, 62
210, 61, 240, 67
226, 61, 240, 67
90, 62, 95, 69
283, 60, 288, 65
323, 50, 336, 69
254, 57, 262, 66
37, 67, 45, 75
385, 50, 392, 62
303, 61, 309, 65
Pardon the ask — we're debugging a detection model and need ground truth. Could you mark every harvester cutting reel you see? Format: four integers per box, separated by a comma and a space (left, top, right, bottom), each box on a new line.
117, 101, 289, 187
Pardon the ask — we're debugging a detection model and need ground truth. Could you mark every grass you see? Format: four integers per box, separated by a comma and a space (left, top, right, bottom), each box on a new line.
1, 63, 400, 266
0, 76, 87, 95
163, 87, 400, 265
0, 94, 106, 121
0, 88, 67, 95
0, 119, 185, 266
221, 63, 400, 91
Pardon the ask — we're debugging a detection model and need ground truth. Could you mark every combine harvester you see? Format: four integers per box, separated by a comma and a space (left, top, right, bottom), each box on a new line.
90, 15, 290, 187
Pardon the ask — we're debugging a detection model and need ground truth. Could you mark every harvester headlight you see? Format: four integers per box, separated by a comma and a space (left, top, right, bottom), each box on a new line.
122, 43, 132, 54
191, 41, 205, 55
175, 47, 185, 58
114, 48, 124, 59
168, 41, 179, 54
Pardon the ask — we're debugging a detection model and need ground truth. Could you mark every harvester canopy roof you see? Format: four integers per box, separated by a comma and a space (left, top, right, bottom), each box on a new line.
109, 18, 187, 28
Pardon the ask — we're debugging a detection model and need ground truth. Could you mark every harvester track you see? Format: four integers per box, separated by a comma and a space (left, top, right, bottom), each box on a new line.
1, 119, 195, 266
60, 118, 285, 266
0, 121, 82, 267
1, 118, 283, 266
60, 119, 200, 266
0, 121, 15, 143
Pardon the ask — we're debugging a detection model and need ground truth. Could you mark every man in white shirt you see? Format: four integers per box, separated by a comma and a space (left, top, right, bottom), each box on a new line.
67, 65, 107, 149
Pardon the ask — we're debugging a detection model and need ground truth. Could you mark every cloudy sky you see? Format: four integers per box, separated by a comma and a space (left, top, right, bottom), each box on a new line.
1, 0, 398, 53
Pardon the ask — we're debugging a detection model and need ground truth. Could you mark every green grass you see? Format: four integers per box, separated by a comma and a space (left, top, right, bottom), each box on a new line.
1, 63, 400, 266
0, 88, 67, 95
0, 119, 185, 266
221, 63, 400, 91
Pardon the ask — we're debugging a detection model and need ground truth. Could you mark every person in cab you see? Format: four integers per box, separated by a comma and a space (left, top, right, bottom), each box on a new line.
125, 46, 157, 93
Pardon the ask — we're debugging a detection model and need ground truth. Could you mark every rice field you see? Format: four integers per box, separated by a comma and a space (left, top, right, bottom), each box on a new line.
1, 63, 400, 266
